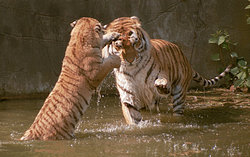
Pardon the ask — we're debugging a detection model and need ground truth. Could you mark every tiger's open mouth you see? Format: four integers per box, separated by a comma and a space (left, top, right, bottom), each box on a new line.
113, 37, 140, 65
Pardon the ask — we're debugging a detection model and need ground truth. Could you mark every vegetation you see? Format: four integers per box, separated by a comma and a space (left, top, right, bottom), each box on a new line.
246, 0, 250, 24
208, 30, 250, 91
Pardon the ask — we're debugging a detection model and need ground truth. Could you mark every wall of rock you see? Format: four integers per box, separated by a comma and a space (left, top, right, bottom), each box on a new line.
0, 0, 249, 98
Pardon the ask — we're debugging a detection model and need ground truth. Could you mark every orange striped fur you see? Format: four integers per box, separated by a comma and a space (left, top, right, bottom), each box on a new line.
21, 17, 120, 140
102, 16, 231, 124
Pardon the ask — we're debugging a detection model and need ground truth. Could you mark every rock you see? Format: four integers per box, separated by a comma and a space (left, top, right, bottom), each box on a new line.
0, 0, 249, 98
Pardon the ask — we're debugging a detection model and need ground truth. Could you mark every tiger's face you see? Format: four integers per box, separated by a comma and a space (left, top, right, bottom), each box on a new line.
70, 17, 105, 49
105, 16, 151, 65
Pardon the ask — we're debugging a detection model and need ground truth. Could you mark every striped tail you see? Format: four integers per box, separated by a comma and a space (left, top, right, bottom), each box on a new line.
193, 64, 232, 87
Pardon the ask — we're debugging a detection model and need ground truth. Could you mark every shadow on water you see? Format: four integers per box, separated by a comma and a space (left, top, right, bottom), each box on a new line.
183, 104, 249, 125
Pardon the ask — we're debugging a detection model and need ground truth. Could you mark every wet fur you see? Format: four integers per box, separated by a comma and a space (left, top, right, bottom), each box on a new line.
103, 16, 231, 124
21, 17, 120, 140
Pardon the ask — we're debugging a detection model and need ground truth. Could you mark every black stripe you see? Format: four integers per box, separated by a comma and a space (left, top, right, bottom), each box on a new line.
77, 91, 89, 106
61, 72, 80, 82
193, 72, 198, 79
41, 116, 60, 137
53, 95, 79, 127
54, 92, 80, 122
56, 116, 73, 138
171, 86, 182, 96
47, 108, 57, 124
74, 102, 84, 117
64, 56, 82, 70
203, 80, 207, 86
60, 78, 79, 89
70, 94, 84, 116
71, 46, 79, 62
134, 55, 151, 76
51, 123, 69, 139
219, 75, 223, 79
62, 65, 78, 76
173, 93, 183, 103
211, 79, 216, 84
173, 99, 185, 108
48, 103, 59, 120
71, 108, 79, 124
214, 77, 219, 82
56, 91, 72, 106
145, 61, 155, 83
34, 124, 43, 137
117, 83, 134, 95
119, 71, 133, 77
61, 123, 74, 138
142, 33, 147, 50
62, 118, 72, 130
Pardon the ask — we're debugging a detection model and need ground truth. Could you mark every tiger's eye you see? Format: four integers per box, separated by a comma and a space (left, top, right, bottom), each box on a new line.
128, 31, 133, 36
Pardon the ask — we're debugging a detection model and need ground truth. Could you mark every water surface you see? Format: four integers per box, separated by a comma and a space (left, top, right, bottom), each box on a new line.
0, 89, 249, 156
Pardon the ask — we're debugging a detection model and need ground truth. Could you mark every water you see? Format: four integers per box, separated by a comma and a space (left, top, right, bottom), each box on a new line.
0, 89, 249, 157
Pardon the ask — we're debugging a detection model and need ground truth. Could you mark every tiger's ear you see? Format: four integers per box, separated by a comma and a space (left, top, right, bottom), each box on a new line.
70, 20, 78, 28
130, 16, 141, 27
103, 24, 109, 30
103, 24, 107, 29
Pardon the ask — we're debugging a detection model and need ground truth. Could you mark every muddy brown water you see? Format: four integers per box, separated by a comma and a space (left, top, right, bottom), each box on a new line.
0, 89, 249, 156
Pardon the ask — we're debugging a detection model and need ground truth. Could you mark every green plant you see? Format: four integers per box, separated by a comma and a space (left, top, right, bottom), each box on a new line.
246, 0, 250, 24
208, 30, 238, 62
230, 58, 250, 88
208, 30, 250, 90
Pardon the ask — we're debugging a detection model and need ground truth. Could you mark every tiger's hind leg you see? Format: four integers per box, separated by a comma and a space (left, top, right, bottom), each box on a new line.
122, 102, 142, 125
171, 85, 186, 116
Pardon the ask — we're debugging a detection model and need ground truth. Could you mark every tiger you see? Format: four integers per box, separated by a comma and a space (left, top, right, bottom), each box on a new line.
20, 17, 121, 140
102, 16, 232, 125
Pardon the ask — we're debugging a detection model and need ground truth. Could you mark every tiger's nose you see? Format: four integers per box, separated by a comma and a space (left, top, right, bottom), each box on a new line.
115, 40, 123, 48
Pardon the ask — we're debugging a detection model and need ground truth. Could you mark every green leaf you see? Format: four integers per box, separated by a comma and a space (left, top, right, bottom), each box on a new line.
232, 42, 238, 46
245, 5, 250, 9
238, 60, 247, 67
234, 79, 244, 87
230, 52, 238, 58
230, 67, 239, 75
211, 53, 220, 61
208, 37, 218, 44
247, 17, 250, 24
221, 43, 229, 50
246, 76, 250, 88
218, 36, 225, 45
237, 71, 247, 80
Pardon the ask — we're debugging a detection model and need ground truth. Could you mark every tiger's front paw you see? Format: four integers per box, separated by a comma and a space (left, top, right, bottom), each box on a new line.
103, 32, 120, 43
155, 78, 170, 94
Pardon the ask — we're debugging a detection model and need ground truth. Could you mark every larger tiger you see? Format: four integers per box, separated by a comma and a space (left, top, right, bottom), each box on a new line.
21, 17, 120, 140
102, 16, 231, 125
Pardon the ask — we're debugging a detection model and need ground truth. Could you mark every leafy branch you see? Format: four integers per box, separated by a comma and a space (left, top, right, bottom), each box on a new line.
208, 30, 250, 90
246, 0, 250, 24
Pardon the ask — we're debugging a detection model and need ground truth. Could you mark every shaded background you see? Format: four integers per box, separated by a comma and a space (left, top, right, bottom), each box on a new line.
0, 0, 249, 99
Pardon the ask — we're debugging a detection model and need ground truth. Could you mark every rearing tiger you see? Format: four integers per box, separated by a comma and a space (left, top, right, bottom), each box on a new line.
102, 16, 231, 125
21, 17, 121, 140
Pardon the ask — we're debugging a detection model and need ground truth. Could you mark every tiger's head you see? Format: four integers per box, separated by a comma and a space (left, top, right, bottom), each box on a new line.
70, 17, 105, 50
104, 16, 151, 65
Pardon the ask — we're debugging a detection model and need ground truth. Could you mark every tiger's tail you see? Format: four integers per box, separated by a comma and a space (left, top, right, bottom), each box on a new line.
192, 64, 232, 87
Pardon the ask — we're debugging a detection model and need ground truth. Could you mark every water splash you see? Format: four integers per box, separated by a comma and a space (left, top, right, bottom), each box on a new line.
79, 120, 163, 134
